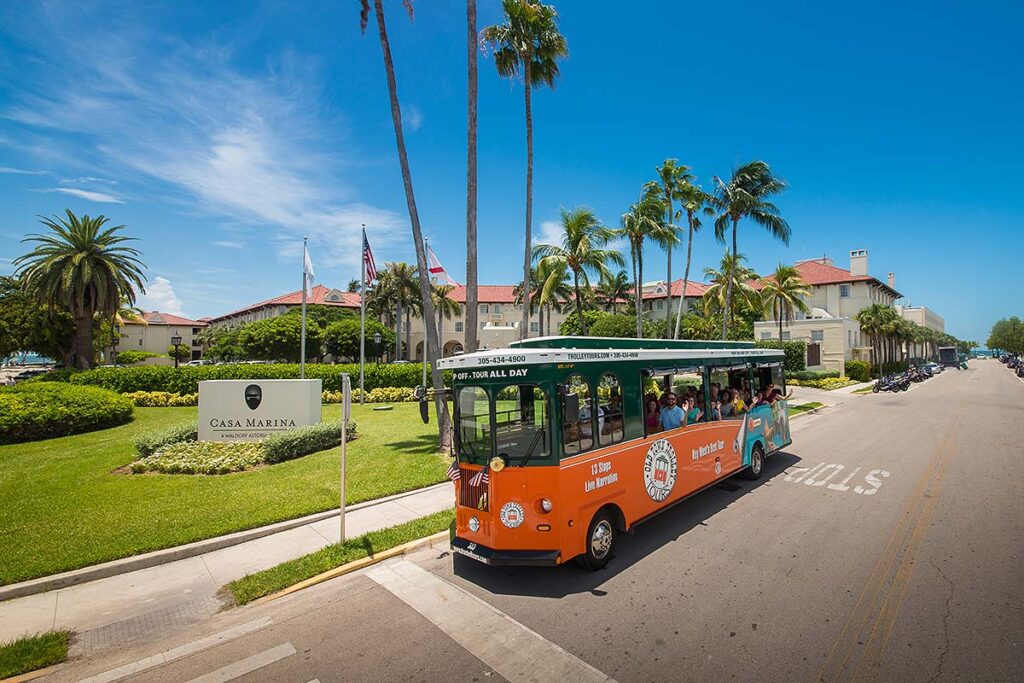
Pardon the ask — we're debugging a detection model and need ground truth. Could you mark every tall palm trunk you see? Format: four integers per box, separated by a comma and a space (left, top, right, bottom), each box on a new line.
394, 301, 402, 359
636, 249, 645, 339
73, 311, 93, 369
372, 0, 451, 448
664, 195, 673, 332
404, 308, 412, 361
722, 217, 739, 339
673, 214, 694, 339
573, 269, 586, 336
778, 297, 784, 340
464, 0, 479, 354
520, 55, 533, 341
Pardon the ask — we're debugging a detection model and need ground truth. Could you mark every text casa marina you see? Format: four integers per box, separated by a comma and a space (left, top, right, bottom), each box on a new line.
208, 418, 298, 428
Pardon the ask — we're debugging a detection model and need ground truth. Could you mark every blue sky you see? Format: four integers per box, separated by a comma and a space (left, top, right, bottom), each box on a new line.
0, 1, 1020, 341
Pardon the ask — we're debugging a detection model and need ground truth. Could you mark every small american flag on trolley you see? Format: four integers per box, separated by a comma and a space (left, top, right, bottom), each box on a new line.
446, 460, 460, 482
469, 466, 489, 487
362, 228, 378, 283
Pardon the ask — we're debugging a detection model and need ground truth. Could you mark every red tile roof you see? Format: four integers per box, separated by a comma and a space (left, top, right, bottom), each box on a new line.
752, 259, 901, 297
210, 285, 361, 322
641, 279, 710, 299
447, 285, 518, 304
141, 311, 208, 327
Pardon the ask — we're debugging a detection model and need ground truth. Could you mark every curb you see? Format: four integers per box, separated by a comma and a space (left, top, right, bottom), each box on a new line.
0, 482, 451, 603
790, 406, 826, 419
0, 663, 62, 683
248, 530, 450, 606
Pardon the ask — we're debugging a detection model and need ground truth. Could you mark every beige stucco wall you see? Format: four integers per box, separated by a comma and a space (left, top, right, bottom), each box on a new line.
898, 306, 944, 333
801, 281, 896, 320
120, 324, 204, 359
755, 318, 864, 374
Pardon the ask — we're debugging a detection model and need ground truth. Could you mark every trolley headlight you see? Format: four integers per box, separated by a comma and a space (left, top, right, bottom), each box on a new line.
468, 516, 480, 533
540, 498, 553, 513
489, 456, 506, 472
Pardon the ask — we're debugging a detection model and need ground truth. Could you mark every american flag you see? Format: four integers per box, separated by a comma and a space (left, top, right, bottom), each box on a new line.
469, 466, 489, 487
363, 228, 378, 283
446, 460, 460, 482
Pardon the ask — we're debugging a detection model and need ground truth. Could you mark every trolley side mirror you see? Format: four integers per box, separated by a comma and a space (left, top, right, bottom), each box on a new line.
563, 392, 580, 424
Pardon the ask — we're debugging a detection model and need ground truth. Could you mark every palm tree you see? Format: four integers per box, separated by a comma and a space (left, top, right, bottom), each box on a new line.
672, 181, 714, 339
701, 252, 760, 325
617, 190, 668, 338
533, 207, 623, 336
712, 161, 790, 339
597, 270, 630, 314
465, 0, 479, 354
856, 303, 891, 376
536, 260, 572, 335
513, 264, 543, 337
760, 264, 810, 341
431, 284, 461, 356
372, 262, 418, 360
15, 210, 146, 369
482, 0, 568, 340
359, 0, 451, 446
653, 160, 691, 332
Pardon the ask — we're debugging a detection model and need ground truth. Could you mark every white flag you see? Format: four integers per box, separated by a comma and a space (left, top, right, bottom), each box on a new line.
303, 245, 316, 297
427, 244, 460, 286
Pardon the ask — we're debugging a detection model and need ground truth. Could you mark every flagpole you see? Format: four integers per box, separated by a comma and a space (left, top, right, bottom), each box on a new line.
422, 237, 429, 389
300, 236, 308, 380
359, 225, 367, 405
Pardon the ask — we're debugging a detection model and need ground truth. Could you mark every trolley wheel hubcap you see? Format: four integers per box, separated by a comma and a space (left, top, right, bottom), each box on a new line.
752, 450, 762, 474
591, 520, 613, 559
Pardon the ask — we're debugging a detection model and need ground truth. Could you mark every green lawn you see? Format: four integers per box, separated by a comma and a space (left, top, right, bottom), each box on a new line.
228, 509, 454, 606
788, 401, 824, 416
0, 404, 447, 586
0, 630, 70, 679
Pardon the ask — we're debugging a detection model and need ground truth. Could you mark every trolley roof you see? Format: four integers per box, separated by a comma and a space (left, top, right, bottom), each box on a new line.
436, 336, 783, 372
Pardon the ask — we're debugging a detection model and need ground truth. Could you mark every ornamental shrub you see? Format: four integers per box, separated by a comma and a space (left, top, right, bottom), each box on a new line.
755, 340, 807, 372
787, 370, 840, 381
0, 383, 134, 444
845, 360, 870, 382
123, 391, 199, 407
65, 363, 449, 394
262, 421, 356, 464
115, 350, 159, 365
134, 420, 198, 457
132, 441, 264, 475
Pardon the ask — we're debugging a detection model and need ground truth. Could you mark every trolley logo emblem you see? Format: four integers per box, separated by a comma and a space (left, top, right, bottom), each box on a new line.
499, 502, 525, 528
715, 457, 722, 476
643, 439, 678, 502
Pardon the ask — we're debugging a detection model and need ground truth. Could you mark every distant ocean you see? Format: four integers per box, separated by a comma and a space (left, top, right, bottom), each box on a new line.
3, 353, 56, 366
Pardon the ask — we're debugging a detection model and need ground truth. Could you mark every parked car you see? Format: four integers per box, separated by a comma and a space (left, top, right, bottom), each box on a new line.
184, 359, 214, 366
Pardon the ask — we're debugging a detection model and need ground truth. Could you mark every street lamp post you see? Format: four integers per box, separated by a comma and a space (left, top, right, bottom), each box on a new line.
373, 332, 382, 367
112, 324, 120, 365
171, 332, 182, 369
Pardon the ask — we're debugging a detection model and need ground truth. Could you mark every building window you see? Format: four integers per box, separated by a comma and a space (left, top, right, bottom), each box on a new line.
811, 330, 824, 342
480, 304, 489, 315
480, 321, 487, 329
840, 284, 850, 298
781, 331, 791, 340
655, 300, 664, 311
455, 322, 464, 332
493, 304, 502, 315
760, 331, 772, 340
530, 321, 539, 332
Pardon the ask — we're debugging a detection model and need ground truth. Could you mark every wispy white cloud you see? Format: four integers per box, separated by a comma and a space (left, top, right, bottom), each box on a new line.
533, 220, 563, 247
402, 105, 423, 132
212, 240, 243, 249
0, 166, 46, 175
59, 176, 116, 185
137, 276, 184, 315
42, 187, 124, 203
3, 8, 406, 270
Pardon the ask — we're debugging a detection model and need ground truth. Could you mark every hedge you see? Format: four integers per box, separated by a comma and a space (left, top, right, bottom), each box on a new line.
845, 360, 870, 382
124, 391, 199, 407
64, 363, 450, 395
754, 340, 806, 372
787, 370, 839, 381
125, 387, 416, 407
135, 420, 198, 457
0, 383, 134, 444
115, 350, 160, 365
262, 421, 356, 464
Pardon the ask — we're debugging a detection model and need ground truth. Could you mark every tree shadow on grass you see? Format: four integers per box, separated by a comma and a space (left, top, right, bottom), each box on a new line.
451, 451, 801, 598
384, 435, 441, 456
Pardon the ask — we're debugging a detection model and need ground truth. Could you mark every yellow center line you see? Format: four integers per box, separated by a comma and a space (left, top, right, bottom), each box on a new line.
815, 414, 961, 682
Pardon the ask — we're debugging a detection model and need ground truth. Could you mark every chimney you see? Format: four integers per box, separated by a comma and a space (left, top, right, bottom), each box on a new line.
849, 249, 868, 277
888, 272, 895, 289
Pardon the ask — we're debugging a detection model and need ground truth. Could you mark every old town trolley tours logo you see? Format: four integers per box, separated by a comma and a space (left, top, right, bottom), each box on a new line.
643, 438, 678, 502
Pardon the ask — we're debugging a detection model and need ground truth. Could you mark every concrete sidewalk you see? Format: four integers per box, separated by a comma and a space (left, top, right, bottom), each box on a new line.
0, 482, 454, 643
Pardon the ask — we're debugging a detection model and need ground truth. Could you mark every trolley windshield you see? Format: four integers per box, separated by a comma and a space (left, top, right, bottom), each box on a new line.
456, 382, 550, 464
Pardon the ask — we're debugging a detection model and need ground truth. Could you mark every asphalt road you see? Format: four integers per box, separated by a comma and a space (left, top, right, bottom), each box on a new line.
55, 359, 1023, 683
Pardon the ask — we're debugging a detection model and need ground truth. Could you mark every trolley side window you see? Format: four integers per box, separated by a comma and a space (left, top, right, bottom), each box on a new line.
494, 384, 550, 462
457, 386, 490, 460
598, 372, 624, 445
562, 374, 595, 456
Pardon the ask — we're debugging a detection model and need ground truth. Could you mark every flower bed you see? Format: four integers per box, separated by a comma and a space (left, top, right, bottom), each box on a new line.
788, 377, 858, 390
0, 383, 134, 444
130, 420, 357, 475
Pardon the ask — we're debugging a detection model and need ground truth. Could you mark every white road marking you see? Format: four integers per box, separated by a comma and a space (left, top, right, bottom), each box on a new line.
77, 617, 273, 683
367, 560, 616, 683
784, 463, 889, 495
185, 642, 296, 683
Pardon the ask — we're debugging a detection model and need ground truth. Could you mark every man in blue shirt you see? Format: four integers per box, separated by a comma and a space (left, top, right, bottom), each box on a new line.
659, 392, 685, 431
